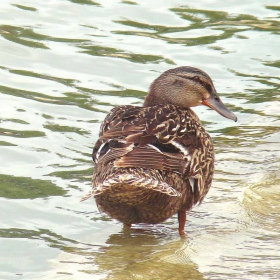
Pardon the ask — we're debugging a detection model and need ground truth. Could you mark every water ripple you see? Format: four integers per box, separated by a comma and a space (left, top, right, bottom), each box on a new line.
0, 0, 279, 279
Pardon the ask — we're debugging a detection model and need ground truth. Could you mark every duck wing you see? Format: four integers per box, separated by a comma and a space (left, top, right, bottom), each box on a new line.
92, 105, 214, 203
92, 104, 214, 202
93, 105, 186, 173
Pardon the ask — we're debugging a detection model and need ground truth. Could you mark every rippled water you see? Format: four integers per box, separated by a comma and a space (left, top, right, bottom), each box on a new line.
0, 0, 279, 279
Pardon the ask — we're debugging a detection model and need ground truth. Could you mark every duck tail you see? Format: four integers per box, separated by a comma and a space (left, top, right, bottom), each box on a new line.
92, 172, 182, 197
80, 191, 92, 202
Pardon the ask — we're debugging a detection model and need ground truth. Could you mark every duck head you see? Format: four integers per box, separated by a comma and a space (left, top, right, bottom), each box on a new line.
144, 66, 237, 122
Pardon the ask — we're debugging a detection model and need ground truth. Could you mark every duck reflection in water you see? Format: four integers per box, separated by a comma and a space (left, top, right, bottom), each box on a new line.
94, 225, 205, 280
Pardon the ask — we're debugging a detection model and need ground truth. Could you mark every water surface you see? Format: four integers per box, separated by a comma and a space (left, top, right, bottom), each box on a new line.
0, 0, 279, 279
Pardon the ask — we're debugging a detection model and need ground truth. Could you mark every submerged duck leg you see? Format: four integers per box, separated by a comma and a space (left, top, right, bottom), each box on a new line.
178, 210, 186, 235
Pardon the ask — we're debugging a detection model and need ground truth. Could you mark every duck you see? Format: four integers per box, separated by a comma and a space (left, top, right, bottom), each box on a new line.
82, 66, 237, 235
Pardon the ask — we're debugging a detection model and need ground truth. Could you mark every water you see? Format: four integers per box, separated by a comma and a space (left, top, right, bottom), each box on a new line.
0, 0, 279, 279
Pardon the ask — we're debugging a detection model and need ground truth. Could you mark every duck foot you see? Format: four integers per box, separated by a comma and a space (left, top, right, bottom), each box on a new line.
178, 210, 186, 235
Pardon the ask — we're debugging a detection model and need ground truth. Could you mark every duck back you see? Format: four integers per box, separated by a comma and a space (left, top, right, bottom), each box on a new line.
90, 104, 214, 225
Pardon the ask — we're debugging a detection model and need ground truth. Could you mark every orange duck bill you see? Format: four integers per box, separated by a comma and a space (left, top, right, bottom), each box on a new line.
202, 92, 237, 122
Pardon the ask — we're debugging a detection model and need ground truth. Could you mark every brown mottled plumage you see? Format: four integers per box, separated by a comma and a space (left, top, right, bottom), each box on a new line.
82, 66, 237, 235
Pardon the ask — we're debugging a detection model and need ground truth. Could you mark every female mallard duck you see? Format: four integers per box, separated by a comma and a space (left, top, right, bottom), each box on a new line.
82, 66, 237, 235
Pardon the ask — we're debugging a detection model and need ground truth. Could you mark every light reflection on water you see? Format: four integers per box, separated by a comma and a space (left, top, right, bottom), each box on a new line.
0, 0, 279, 279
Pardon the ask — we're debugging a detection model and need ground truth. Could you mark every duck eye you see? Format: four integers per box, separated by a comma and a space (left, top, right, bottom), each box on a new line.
193, 76, 200, 81
206, 84, 212, 92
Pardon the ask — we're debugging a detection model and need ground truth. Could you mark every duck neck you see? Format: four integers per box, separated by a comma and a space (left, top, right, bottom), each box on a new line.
143, 92, 158, 107
144, 85, 168, 107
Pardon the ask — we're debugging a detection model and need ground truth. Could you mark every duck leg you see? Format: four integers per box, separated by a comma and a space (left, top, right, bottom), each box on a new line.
178, 210, 186, 235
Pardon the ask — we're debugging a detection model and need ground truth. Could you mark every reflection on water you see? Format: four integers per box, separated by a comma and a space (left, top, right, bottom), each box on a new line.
94, 229, 204, 280
0, 0, 279, 279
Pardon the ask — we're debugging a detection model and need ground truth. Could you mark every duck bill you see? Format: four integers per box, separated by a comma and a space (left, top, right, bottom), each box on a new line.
202, 93, 237, 122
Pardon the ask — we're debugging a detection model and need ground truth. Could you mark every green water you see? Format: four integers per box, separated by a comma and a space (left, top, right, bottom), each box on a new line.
0, 1, 279, 279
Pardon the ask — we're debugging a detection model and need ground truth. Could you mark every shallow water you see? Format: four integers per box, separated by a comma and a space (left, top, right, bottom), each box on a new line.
0, 0, 279, 279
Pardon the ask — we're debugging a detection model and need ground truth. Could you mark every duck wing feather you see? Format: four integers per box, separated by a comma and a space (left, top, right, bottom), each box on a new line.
91, 104, 214, 202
